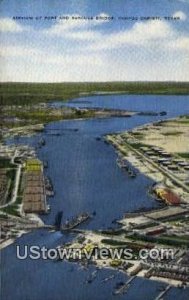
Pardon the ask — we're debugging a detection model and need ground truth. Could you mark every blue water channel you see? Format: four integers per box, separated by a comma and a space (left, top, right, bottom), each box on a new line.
2, 94, 189, 300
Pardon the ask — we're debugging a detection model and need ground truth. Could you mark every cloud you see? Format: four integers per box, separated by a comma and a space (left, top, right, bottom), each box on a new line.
42, 13, 110, 42
0, 15, 189, 82
0, 44, 104, 69
42, 52, 104, 67
168, 36, 189, 50
0, 45, 42, 58
173, 11, 187, 20
63, 29, 101, 41
87, 20, 175, 52
177, 0, 189, 3
0, 18, 23, 32
43, 13, 110, 37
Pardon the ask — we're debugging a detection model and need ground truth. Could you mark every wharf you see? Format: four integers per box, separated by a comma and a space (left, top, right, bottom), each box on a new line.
154, 285, 171, 300
116, 157, 137, 178
113, 276, 136, 295
23, 159, 48, 214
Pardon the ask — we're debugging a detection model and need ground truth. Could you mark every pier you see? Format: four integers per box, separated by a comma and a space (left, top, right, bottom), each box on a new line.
116, 156, 137, 178
23, 159, 48, 214
154, 285, 171, 300
113, 276, 136, 295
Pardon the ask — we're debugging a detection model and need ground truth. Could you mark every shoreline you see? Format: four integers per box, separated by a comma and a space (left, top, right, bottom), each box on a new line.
106, 115, 189, 202
1, 105, 189, 288
58, 230, 189, 288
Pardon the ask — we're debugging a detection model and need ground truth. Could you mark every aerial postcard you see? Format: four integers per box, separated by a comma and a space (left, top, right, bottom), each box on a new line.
0, 0, 189, 299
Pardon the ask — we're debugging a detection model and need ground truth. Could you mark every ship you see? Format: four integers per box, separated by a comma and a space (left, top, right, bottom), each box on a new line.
116, 157, 128, 170
61, 212, 91, 231
45, 176, 54, 196
138, 111, 158, 116
128, 168, 137, 178
117, 157, 136, 177
38, 138, 46, 147
86, 270, 97, 284
54, 211, 63, 230
47, 205, 51, 212
159, 111, 167, 116
43, 160, 48, 168
101, 274, 115, 283
104, 139, 109, 145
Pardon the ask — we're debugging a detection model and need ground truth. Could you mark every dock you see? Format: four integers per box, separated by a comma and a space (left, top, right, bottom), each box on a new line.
154, 285, 171, 300
23, 159, 48, 214
116, 157, 137, 178
113, 276, 136, 295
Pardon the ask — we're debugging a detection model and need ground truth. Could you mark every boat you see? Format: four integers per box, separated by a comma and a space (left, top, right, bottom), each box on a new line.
61, 212, 91, 231
130, 172, 136, 178
86, 270, 97, 284
104, 139, 109, 145
117, 158, 128, 169
101, 274, 115, 283
45, 176, 54, 196
138, 111, 158, 116
54, 211, 63, 230
157, 285, 166, 291
38, 138, 46, 146
128, 169, 136, 178
41, 138, 45, 145
43, 160, 48, 168
112, 218, 117, 224
160, 111, 167, 116
48, 133, 61, 136
47, 205, 51, 213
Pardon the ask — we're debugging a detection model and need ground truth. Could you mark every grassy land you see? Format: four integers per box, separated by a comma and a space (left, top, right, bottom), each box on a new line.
162, 131, 183, 136
101, 239, 129, 246
0, 158, 15, 168
129, 142, 148, 150
1, 82, 189, 105
0, 167, 24, 217
175, 120, 189, 124
0, 168, 19, 216
177, 152, 189, 160
0, 107, 96, 128
130, 233, 189, 247
1, 196, 22, 216
131, 132, 145, 139
173, 116, 189, 124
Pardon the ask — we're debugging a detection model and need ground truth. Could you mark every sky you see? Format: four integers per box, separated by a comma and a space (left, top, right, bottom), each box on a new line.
0, 0, 189, 82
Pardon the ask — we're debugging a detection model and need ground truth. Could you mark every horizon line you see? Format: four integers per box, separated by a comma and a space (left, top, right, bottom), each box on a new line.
1, 80, 189, 84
